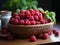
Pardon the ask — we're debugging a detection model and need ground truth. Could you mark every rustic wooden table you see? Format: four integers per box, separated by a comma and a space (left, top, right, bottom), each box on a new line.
0, 23, 60, 45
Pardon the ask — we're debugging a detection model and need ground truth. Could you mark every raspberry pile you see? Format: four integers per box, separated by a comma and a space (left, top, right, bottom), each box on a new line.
30, 29, 60, 42
9, 9, 52, 25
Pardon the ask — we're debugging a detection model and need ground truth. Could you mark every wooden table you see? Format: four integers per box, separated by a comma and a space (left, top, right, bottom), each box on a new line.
0, 23, 60, 45
0, 34, 60, 45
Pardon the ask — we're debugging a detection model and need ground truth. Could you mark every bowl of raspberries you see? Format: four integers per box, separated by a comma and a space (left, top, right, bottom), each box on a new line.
8, 9, 54, 38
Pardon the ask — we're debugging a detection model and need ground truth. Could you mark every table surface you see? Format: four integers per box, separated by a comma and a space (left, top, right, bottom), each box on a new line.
0, 23, 60, 45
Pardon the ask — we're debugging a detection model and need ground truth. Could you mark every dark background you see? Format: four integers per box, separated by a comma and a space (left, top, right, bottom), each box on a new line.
0, 0, 60, 21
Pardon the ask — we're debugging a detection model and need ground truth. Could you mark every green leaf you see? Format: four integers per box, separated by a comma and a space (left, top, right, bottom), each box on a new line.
38, 7, 44, 12
45, 14, 52, 20
32, 1, 38, 6
16, 9, 20, 13
45, 10, 50, 15
32, 5, 37, 9
49, 12, 56, 24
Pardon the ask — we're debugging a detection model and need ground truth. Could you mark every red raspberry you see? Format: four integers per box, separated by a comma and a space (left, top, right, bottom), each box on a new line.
31, 21, 36, 25
40, 19, 45, 24
13, 13, 19, 17
48, 30, 53, 35
29, 9, 35, 15
25, 19, 31, 25
20, 9, 26, 13
19, 20, 25, 25
39, 13, 43, 19
14, 19, 19, 25
30, 35, 37, 42
14, 15, 20, 19
53, 29, 57, 34
42, 33, 49, 39
54, 31, 59, 37
29, 16, 34, 21
34, 15, 39, 21
47, 19, 52, 23
34, 10, 39, 13
25, 10, 31, 18
9, 17, 15, 24
41, 12, 45, 17
36, 22, 40, 24
1, 27, 8, 34
38, 34, 43, 39
7, 33, 13, 40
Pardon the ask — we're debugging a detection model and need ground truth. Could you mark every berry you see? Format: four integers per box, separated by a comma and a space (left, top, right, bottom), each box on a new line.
53, 29, 57, 34
14, 19, 19, 25
19, 20, 25, 25
40, 19, 45, 24
54, 31, 59, 37
7, 33, 13, 40
29, 16, 34, 21
38, 34, 43, 39
13, 13, 19, 17
1, 27, 8, 34
34, 10, 39, 13
31, 21, 36, 25
29, 9, 35, 15
30, 35, 37, 42
36, 22, 40, 24
14, 15, 20, 19
39, 13, 43, 19
25, 10, 31, 18
19, 9, 26, 19
48, 30, 53, 35
34, 15, 39, 21
25, 19, 31, 25
42, 33, 49, 39
9, 17, 15, 24
47, 19, 52, 23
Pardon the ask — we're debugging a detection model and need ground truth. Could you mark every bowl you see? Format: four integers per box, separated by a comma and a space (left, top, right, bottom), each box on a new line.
8, 22, 54, 38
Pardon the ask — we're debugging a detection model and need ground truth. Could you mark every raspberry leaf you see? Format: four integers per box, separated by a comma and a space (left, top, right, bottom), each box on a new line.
38, 7, 44, 12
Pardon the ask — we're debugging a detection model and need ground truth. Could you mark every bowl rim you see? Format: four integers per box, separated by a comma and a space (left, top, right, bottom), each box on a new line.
8, 22, 54, 27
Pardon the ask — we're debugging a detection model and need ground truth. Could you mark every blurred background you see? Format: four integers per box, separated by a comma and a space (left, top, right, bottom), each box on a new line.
0, 0, 60, 22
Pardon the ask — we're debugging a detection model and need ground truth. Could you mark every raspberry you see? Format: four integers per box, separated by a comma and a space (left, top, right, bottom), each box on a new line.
7, 33, 13, 40
40, 19, 45, 24
9, 17, 15, 24
25, 19, 31, 25
14, 19, 19, 25
54, 31, 59, 37
38, 34, 43, 39
1, 27, 8, 34
31, 21, 36, 25
34, 10, 39, 13
20, 9, 26, 13
47, 19, 52, 23
41, 12, 45, 17
53, 29, 57, 34
42, 33, 49, 39
34, 15, 39, 21
36, 22, 40, 24
14, 15, 20, 19
13, 13, 19, 17
29, 16, 34, 21
25, 10, 31, 18
19, 20, 25, 25
19, 12, 25, 19
29, 9, 35, 15
39, 13, 43, 19
30, 35, 37, 42
48, 30, 53, 35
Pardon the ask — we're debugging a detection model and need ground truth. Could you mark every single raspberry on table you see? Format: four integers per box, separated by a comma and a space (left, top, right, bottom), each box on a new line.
30, 35, 37, 42
7, 33, 13, 40
42, 33, 49, 39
